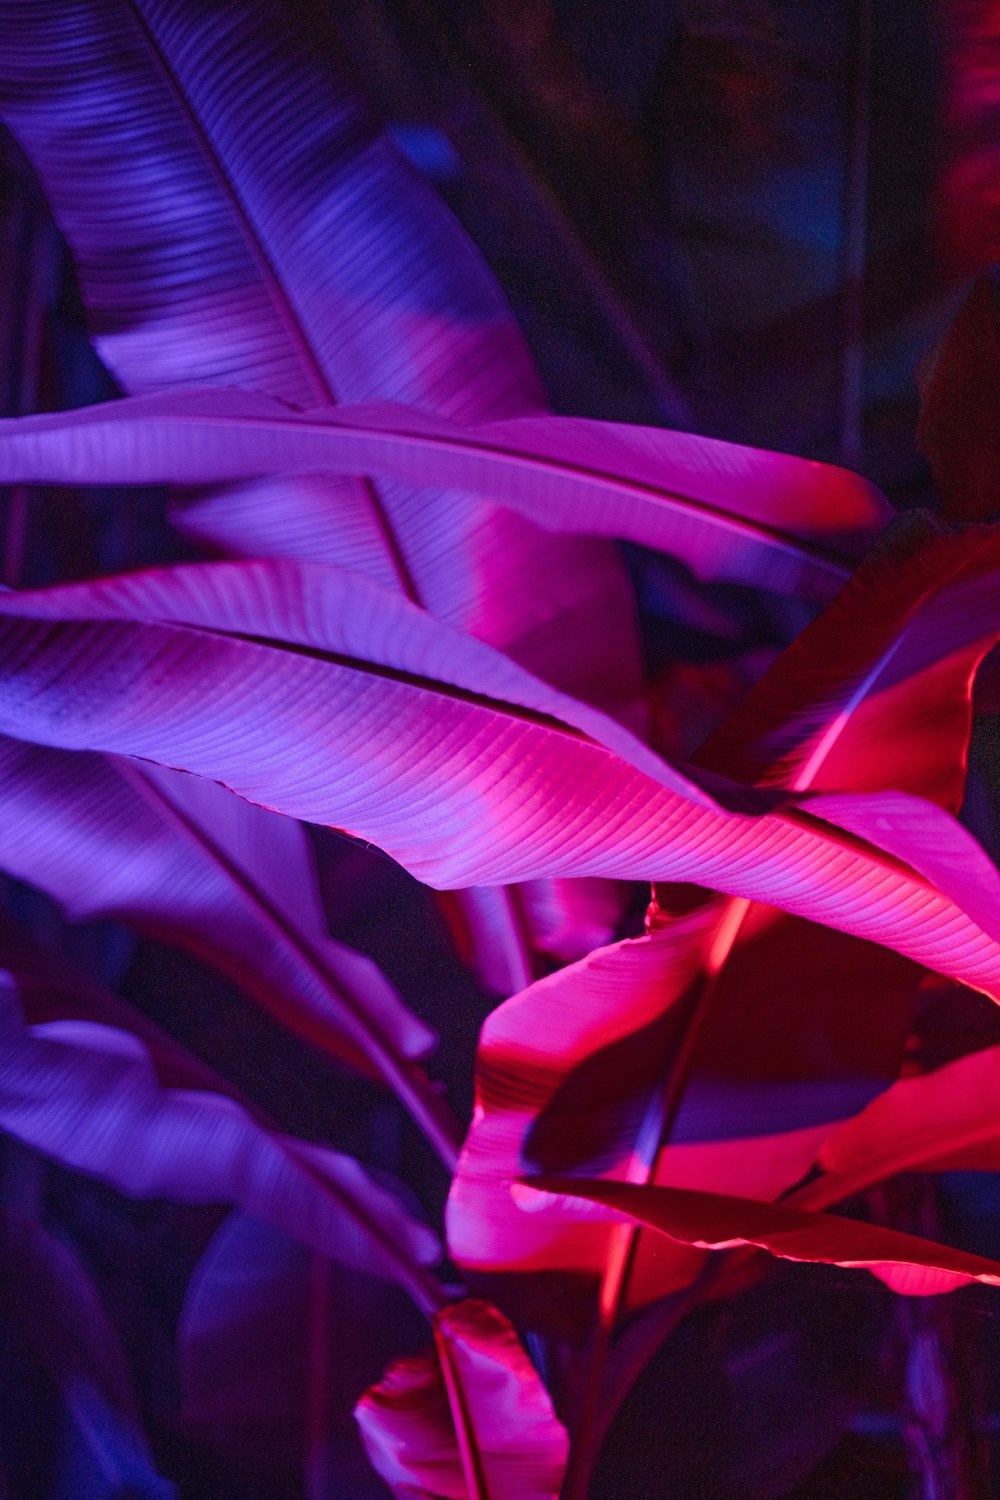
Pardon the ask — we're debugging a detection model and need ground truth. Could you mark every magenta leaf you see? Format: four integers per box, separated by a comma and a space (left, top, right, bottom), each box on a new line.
0, 387, 890, 601
355, 1298, 568, 1499
518, 1178, 1000, 1298
697, 510, 1000, 807
1, 559, 1000, 996
792, 1043, 1000, 1206
0, 969, 443, 1309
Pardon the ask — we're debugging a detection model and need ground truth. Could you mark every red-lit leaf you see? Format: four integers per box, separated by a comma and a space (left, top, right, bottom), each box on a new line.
355, 1298, 568, 1499
519, 1178, 1000, 1297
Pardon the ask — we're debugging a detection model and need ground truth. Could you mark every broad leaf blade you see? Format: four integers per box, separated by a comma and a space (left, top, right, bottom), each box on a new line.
2, 561, 1000, 996
447, 902, 923, 1321
355, 1298, 568, 1500
0, 0, 645, 985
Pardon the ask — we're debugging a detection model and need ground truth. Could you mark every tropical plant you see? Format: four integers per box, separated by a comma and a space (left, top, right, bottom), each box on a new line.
2, 2, 1000, 1497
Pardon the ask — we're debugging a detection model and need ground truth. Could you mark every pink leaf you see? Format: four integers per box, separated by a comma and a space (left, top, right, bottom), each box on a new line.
518, 1178, 1000, 1298
696, 510, 1000, 808
0, 559, 1000, 998
355, 1299, 568, 1500
802, 1043, 1000, 1200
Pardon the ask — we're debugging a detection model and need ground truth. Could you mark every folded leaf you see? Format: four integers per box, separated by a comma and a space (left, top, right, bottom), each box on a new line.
355, 1298, 568, 1499
0, 735, 461, 1164
1, 559, 1000, 997
804, 1043, 1000, 1199
519, 1178, 1000, 1297
0, 971, 443, 1309
696, 510, 1000, 808
0, 387, 890, 600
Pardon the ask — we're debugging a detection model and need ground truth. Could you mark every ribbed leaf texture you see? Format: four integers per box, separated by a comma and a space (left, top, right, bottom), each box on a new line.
0, 737, 461, 1164
0, 0, 647, 987
0, 387, 891, 602
2, 559, 1000, 995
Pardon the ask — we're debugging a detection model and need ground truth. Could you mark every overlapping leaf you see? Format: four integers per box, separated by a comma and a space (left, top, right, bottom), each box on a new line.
0, 968, 442, 1308
180, 1212, 426, 1498
0, 388, 891, 601
2, 558, 1000, 995
355, 1298, 568, 1500
0, 736, 461, 1162
446, 904, 923, 1321
0, 0, 644, 986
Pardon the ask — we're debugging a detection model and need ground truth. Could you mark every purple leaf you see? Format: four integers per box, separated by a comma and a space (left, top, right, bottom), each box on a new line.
0, 0, 645, 987
0, 736, 461, 1165
179, 1211, 425, 1498
0, 387, 890, 602
0, 970, 443, 1309
0, 1208, 174, 1498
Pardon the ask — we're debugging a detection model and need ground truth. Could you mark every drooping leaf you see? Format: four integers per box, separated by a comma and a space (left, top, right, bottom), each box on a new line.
518, 1178, 1000, 1297
355, 1297, 568, 1500
0, 386, 891, 601
179, 1211, 425, 1499
0, 1207, 175, 1499
0, 736, 461, 1164
1, 559, 1000, 996
0, 970, 443, 1309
